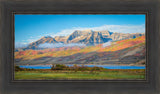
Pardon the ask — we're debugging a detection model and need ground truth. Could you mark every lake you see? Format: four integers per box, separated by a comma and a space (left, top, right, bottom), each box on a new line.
19, 65, 145, 69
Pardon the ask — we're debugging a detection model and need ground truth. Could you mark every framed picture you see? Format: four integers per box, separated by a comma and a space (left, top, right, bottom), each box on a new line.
0, 0, 159, 94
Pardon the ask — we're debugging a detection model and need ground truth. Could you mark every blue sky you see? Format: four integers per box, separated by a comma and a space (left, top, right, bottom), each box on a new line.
15, 14, 145, 46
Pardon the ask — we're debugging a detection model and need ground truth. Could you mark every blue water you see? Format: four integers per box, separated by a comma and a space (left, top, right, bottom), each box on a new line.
19, 65, 52, 69
19, 65, 145, 69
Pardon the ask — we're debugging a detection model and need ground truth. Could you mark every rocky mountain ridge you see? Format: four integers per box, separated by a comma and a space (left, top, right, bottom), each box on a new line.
26, 30, 144, 49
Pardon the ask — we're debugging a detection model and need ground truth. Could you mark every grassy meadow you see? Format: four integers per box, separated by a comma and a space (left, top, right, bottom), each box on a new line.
15, 70, 145, 80
14, 68, 145, 80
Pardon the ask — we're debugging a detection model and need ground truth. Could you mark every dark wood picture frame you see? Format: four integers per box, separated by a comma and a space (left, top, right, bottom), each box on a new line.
12, 11, 148, 82
0, 0, 159, 94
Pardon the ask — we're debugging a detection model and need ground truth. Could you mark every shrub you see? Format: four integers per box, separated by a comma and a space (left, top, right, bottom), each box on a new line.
51, 64, 107, 71
51, 64, 69, 70
91, 66, 102, 71
15, 66, 23, 71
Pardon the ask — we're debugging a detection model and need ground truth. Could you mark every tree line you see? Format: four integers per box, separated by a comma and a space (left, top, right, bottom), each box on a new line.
15, 64, 107, 71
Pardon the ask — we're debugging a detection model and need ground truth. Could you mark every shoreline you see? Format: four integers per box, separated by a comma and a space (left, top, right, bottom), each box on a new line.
16, 64, 146, 66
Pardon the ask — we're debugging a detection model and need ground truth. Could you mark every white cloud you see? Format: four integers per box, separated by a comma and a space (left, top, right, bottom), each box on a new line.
52, 24, 145, 37
27, 39, 39, 43
15, 42, 29, 48
51, 30, 72, 37
102, 41, 112, 48
38, 43, 86, 48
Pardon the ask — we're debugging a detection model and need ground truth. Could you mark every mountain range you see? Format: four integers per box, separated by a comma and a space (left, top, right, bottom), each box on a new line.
26, 30, 144, 49
15, 36, 145, 65
15, 29, 145, 65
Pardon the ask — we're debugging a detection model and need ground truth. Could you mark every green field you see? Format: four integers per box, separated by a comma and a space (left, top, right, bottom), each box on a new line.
14, 69, 145, 80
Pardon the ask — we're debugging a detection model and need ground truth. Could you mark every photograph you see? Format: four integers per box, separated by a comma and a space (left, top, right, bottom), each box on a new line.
14, 14, 146, 80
